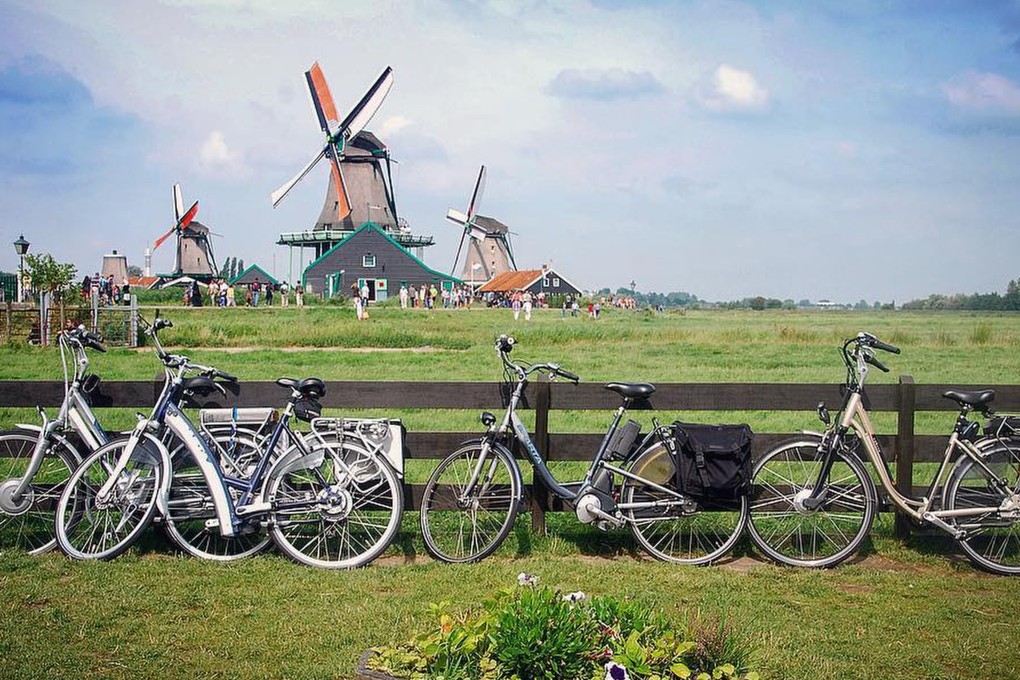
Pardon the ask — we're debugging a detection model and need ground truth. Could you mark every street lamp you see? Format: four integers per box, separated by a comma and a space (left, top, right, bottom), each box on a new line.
13, 234, 29, 303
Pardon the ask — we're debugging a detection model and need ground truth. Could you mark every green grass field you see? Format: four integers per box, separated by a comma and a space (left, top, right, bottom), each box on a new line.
1, 307, 1019, 679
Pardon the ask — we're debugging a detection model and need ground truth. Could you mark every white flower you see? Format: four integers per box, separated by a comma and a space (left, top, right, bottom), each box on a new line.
604, 661, 630, 680
517, 572, 539, 587
563, 591, 587, 604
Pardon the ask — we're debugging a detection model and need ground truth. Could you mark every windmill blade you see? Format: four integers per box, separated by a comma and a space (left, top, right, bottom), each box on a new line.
154, 200, 198, 250
305, 61, 340, 134
271, 146, 327, 207
446, 208, 469, 226
450, 230, 469, 277
338, 66, 394, 142
153, 225, 177, 251
467, 224, 487, 241
326, 145, 353, 220
466, 165, 486, 221
172, 183, 185, 222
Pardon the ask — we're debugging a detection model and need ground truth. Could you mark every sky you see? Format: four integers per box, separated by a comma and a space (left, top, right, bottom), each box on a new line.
1, 0, 1020, 304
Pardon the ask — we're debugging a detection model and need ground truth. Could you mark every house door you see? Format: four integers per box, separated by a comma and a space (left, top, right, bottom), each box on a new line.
375, 279, 388, 302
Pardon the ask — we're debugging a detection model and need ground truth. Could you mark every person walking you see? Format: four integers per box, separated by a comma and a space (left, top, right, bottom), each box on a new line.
399, 283, 409, 309
295, 282, 304, 308
522, 290, 533, 322
280, 280, 289, 307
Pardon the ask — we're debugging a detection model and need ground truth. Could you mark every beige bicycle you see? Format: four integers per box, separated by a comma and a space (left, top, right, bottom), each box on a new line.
749, 332, 1020, 575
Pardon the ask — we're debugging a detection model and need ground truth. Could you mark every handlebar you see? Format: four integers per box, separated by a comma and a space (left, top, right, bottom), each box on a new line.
62, 325, 107, 353
858, 332, 899, 354
494, 335, 580, 384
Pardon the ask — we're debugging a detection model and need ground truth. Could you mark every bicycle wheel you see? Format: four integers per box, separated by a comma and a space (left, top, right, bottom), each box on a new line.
945, 441, 1020, 575
748, 437, 876, 568
162, 434, 271, 561
419, 442, 520, 563
267, 440, 402, 569
55, 437, 163, 560
0, 431, 78, 555
621, 442, 748, 564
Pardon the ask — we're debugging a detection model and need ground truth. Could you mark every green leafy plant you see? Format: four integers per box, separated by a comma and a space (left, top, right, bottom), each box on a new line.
367, 581, 758, 680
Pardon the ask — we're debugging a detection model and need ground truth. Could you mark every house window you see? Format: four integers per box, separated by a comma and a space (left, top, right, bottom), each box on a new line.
363, 254, 376, 268
553, 277, 560, 287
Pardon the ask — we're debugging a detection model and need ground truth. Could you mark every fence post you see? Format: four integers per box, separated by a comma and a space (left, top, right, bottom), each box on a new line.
895, 375, 916, 540
4, 301, 9, 342
531, 375, 551, 535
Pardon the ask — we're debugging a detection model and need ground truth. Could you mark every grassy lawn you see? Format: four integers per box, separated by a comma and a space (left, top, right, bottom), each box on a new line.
1, 307, 1019, 679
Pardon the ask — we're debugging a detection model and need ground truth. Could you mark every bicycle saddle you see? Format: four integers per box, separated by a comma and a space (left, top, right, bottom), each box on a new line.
604, 382, 656, 399
276, 377, 326, 399
942, 389, 995, 408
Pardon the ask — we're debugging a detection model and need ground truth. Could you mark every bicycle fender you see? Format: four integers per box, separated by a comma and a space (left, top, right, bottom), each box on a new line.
139, 432, 173, 516
7, 425, 86, 465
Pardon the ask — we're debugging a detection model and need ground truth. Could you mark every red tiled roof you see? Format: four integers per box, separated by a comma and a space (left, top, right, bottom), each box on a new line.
128, 276, 161, 290
477, 270, 543, 293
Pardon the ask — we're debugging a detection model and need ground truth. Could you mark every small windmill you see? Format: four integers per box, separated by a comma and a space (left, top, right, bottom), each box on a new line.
153, 183, 218, 279
271, 63, 394, 223
447, 165, 516, 282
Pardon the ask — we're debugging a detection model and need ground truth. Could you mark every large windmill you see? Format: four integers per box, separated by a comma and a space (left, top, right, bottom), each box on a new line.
447, 165, 516, 283
153, 183, 218, 279
272, 63, 396, 230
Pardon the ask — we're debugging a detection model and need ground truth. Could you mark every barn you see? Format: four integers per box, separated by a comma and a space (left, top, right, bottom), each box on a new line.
303, 222, 460, 301
477, 267, 581, 300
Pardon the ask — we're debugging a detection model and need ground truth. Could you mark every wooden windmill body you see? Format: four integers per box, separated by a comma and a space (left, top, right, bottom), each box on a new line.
447, 166, 517, 284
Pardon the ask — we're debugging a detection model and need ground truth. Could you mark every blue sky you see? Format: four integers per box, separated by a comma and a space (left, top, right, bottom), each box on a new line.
1, 0, 1019, 303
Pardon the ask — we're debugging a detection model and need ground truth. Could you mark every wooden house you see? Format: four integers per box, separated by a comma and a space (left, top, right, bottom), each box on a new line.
477, 267, 581, 299
303, 222, 460, 301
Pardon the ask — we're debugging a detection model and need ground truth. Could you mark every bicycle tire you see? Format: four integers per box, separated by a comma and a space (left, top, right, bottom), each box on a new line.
0, 431, 79, 555
55, 437, 163, 561
621, 442, 748, 564
419, 442, 521, 564
162, 433, 272, 561
267, 440, 402, 569
945, 440, 1020, 575
748, 437, 876, 568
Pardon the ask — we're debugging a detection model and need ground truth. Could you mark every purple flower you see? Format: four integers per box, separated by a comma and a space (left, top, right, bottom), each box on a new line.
517, 572, 539, 587
604, 661, 630, 680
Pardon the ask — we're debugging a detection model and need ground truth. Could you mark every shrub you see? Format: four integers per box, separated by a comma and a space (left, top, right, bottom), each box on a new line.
367, 581, 758, 680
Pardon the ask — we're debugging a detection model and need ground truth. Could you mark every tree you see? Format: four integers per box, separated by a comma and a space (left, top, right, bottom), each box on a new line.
128, 265, 143, 277
24, 253, 77, 303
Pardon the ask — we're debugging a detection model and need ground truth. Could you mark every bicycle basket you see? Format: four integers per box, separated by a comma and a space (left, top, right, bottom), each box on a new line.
294, 397, 323, 423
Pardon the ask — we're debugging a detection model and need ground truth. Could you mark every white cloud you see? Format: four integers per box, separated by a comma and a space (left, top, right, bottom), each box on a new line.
198, 130, 246, 176
695, 64, 770, 112
942, 71, 1020, 115
378, 115, 412, 138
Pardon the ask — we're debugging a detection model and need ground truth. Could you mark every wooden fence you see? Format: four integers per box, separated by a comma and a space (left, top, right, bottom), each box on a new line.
2, 377, 1019, 538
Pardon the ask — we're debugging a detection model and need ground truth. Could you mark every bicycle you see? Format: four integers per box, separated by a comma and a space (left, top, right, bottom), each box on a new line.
418, 335, 748, 564
0, 325, 109, 553
55, 318, 403, 568
748, 332, 1020, 575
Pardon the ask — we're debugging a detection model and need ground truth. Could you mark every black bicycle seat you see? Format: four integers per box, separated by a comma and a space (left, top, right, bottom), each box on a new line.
942, 389, 995, 408
277, 377, 326, 399
604, 382, 656, 399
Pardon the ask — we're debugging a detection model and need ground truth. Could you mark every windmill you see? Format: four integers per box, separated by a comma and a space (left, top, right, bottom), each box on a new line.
447, 165, 517, 282
271, 63, 395, 228
153, 183, 219, 279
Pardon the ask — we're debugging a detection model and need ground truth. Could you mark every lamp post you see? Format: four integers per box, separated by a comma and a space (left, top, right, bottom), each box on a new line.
13, 234, 29, 303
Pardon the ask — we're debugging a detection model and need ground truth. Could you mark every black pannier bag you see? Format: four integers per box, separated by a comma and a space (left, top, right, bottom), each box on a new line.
671, 422, 753, 501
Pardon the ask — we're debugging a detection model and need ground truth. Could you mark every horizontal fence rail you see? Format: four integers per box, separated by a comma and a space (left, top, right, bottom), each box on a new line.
2, 377, 1019, 537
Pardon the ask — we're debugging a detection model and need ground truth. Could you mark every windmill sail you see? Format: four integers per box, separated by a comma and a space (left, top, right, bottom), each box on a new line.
271, 64, 394, 219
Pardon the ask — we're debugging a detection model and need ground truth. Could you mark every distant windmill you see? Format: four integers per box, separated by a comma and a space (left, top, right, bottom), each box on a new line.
271, 63, 394, 224
447, 165, 516, 282
153, 183, 218, 278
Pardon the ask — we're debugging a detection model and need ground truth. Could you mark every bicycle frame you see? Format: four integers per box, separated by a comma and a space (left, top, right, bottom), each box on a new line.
7, 332, 111, 504
470, 348, 685, 524
811, 338, 1019, 538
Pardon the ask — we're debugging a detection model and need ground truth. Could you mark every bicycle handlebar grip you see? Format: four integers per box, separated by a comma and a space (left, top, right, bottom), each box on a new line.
866, 354, 890, 372
873, 338, 900, 354
557, 368, 580, 383
215, 369, 238, 382
153, 318, 173, 332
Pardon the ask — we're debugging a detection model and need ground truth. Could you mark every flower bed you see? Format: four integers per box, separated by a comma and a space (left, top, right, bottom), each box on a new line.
362, 574, 759, 680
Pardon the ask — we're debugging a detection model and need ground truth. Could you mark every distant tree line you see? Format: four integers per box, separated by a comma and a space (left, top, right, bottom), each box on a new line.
901, 278, 1020, 311
218, 257, 245, 281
